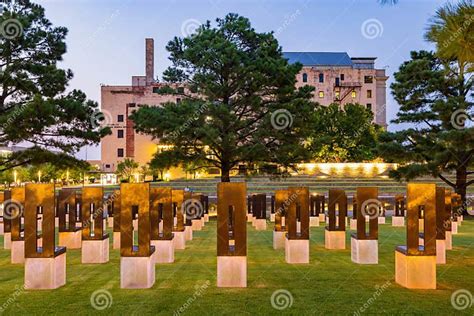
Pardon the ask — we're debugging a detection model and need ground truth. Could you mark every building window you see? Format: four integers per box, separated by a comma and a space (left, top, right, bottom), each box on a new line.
117, 114, 124, 122
367, 90, 372, 98
367, 103, 372, 111
319, 73, 324, 83
152, 87, 160, 93
117, 148, 124, 157
335, 91, 340, 99
302, 73, 308, 83
335, 78, 340, 87
117, 129, 124, 138
340, 74, 345, 81
364, 76, 373, 84
176, 98, 181, 104
105, 164, 110, 169
319, 91, 324, 98
351, 90, 356, 98
177, 87, 185, 94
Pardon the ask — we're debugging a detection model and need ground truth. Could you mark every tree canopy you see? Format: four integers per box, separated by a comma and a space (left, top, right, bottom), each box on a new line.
0, 0, 109, 172
131, 13, 315, 182
309, 103, 382, 162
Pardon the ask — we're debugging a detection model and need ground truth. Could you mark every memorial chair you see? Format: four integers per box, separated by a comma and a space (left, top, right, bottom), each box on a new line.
392, 195, 405, 227
252, 193, 267, 230
395, 183, 436, 289
285, 187, 310, 264
9, 188, 26, 263
150, 187, 174, 263
351, 187, 379, 264
217, 182, 247, 287
325, 189, 347, 250
57, 188, 82, 249
81, 187, 109, 264
24, 183, 66, 289
172, 189, 186, 249
120, 183, 155, 289
273, 189, 288, 250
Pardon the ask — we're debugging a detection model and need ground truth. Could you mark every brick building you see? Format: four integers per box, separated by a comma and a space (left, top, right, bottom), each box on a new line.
100, 39, 388, 176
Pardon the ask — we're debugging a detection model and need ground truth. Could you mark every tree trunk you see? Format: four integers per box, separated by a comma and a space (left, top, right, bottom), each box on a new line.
455, 166, 468, 216
221, 163, 231, 182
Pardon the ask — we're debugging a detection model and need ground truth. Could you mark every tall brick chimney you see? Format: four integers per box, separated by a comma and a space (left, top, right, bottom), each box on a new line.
145, 38, 154, 85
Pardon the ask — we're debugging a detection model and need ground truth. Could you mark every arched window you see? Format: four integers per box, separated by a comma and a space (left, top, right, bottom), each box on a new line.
319, 73, 324, 83
302, 73, 308, 83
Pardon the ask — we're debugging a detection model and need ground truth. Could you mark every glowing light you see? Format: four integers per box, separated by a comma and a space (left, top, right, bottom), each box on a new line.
38, 171, 42, 183
164, 172, 171, 181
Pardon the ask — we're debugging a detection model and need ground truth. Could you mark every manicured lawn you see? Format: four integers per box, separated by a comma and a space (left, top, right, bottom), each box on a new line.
0, 218, 473, 315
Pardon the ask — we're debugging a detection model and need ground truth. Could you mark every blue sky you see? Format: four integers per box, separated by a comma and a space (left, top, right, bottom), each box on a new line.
35, 0, 446, 159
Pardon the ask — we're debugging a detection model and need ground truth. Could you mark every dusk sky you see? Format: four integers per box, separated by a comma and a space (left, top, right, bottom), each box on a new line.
35, 0, 445, 160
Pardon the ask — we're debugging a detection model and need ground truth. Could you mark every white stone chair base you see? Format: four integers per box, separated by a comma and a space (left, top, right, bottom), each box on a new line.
82, 238, 109, 264
217, 256, 247, 287
185, 226, 193, 241
0, 222, 4, 235
365, 215, 370, 223
318, 214, 325, 222
113, 232, 120, 250
251, 216, 256, 227
120, 256, 155, 289
151, 239, 174, 264
351, 237, 378, 264
395, 251, 436, 289
174, 231, 186, 250
418, 238, 447, 264
11, 240, 25, 264
107, 217, 114, 228
310, 217, 320, 227
392, 216, 405, 227
247, 214, 253, 222
4, 232, 12, 249
174, 217, 177, 226
350, 219, 357, 230
25, 253, 66, 290
273, 231, 285, 250
445, 231, 452, 250
285, 238, 309, 264
325, 230, 346, 250
460, 215, 464, 222
451, 222, 458, 235
254, 219, 266, 230
55, 218, 59, 227
204, 214, 209, 222
270, 213, 275, 222
59, 231, 82, 249
378, 217, 386, 224
201, 217, 205, 226
192, 219, 202, 231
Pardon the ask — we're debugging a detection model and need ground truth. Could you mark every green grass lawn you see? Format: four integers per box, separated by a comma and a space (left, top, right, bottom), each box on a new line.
0, 218, 473, 315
